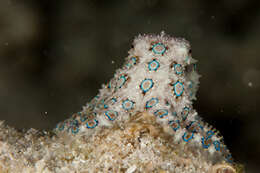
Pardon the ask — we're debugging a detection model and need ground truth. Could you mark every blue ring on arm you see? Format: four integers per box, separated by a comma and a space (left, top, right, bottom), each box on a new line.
173, 81, 184, 97
154, 109, 168, 118
130, 57, 137, 64
86, 119, 99, 129
71, 124, 79, 134
145, 97, 159, 109
126, 57, 137, 68
148, 59, 160, 71
213, 141, 220, 151
122, 99, 134, 111
182, 132, 194, 142
181, 107, 190, 121
118, 75, 127, 89
186, 121, 203, 133
152, 43, 166, 55
104, 110, 118, 121
201, 137, 211, 149
206, 130, 215, 139
140, 79, 154, 93
169, 120, 180, 131
56, 122, 65, 131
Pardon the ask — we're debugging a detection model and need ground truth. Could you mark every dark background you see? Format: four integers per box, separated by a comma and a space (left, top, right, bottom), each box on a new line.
0, 0, 259, 172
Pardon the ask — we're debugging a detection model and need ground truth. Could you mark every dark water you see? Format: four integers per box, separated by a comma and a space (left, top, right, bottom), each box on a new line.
0, 0, 259, 172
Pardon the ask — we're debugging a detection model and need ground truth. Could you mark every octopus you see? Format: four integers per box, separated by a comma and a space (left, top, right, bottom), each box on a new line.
55, 32, 233, 164
1, 32, 243, 173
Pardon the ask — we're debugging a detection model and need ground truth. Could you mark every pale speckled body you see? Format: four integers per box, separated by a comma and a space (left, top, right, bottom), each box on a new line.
55, 32, 233, 164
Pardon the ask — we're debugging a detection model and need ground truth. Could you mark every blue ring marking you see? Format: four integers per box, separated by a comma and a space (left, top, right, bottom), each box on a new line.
67, 120, 79, 133
71, 126, 79, 134
173, 81, 184, 97
122, 99, 134, 111
182, 132, 194, 142
213, 141, 220, 151
118, 75, 127, 89
104, 110, 118, 121
181, 107, 190, 121
86, 119, 99, 129
145, 98, 159, 109
154, 109, 168, 118
206, 130, 215, 139
126, 57, 137, 68
201, 137, 212, 149
152, 43, 166, 55
130, 57, 137, 64
186, 121, 194, 131
56, 122, 64, 131
103, 104, 108, 109
186, 121, 203, 133
140, 79, 154, 93
111, 98, 117, 103
174, 64, 183, 75
169, 120, 180, 131
71, 120, 79, 134
148, 59, 160, 71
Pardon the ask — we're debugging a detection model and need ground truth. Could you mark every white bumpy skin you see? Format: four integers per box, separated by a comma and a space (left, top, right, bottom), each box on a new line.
55, 32, 233, 164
